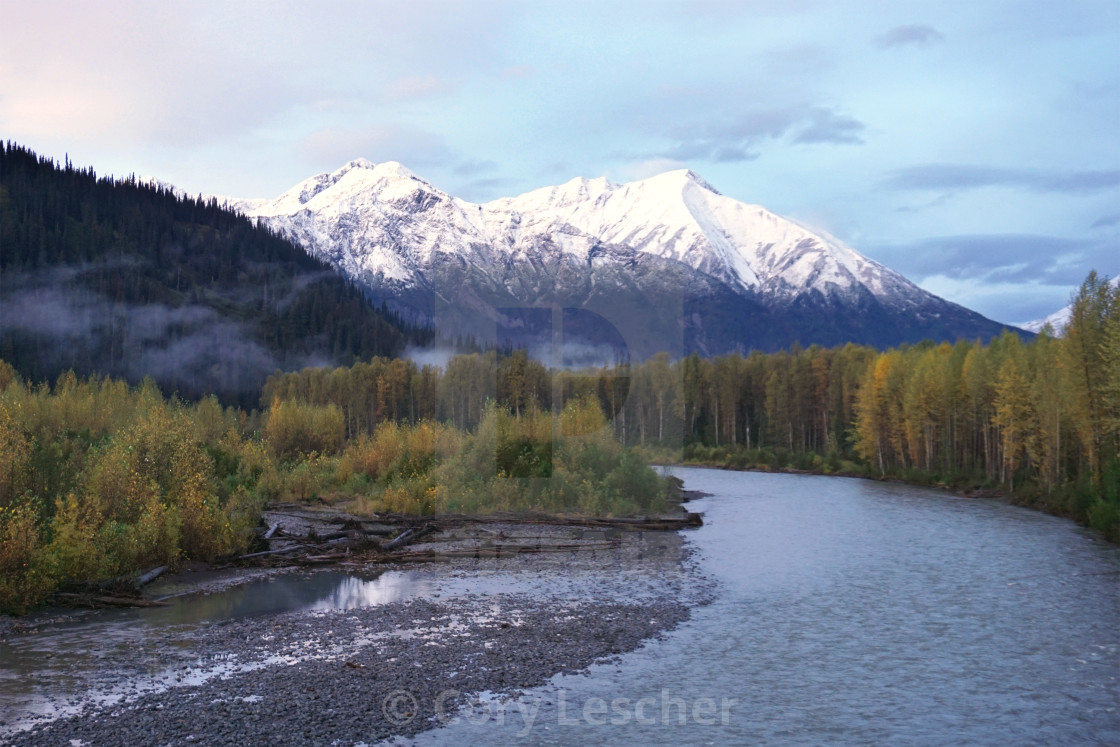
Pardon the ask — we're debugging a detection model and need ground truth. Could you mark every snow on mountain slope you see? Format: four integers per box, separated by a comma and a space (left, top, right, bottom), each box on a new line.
223, 159, 1015, 353
234, 159, 496, 287
474, 168, 921, 304
236, 160, 922, 307
1023, 275, 1119, 334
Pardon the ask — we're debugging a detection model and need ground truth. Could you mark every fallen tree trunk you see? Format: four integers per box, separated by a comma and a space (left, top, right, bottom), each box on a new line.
382, 528, 418, 551
298, 552, 349, 565
52, 592, 168, 608
414, 511, 703, 531
382, 524, 435, 551
136, 565, 168, 588
236, 544, 310, 560
308, 529, 396, 542
234, 536, 351, 562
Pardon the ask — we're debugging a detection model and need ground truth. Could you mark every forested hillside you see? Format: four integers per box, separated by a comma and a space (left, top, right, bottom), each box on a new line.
0, 143, 431, 406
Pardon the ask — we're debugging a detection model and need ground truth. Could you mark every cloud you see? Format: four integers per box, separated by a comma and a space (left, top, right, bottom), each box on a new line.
0, 2, 515, 150
0, 5, 314, 147
0, 283, 281, 396
893, 192, 954, 213
403, 346, 459, 369
712, 146, 758, 163
656, 105, 865, 163
884, 164, 1120, 193
0, 286, 106, 338
1090, 212, 1120, 229
453, 159, 499, 176
870, 234, 1112, 286
915, 275, 1076, 328
875, 24, 945, 49
791, 108, 866, 145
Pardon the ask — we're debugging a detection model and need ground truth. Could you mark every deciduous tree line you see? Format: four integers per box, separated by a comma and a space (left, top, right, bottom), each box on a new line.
266, 272, 1119, 538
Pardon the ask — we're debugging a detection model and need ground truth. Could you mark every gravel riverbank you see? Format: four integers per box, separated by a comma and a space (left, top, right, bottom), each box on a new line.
3, 523, 710, 745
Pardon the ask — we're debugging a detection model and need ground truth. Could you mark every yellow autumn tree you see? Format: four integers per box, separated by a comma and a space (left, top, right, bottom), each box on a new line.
992, 357, 1035, 490
854, 352, 895, 474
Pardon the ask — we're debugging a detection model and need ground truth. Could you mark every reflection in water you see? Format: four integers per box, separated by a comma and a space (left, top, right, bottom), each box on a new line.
308, 572, 426, 611
145, 570, 431, 624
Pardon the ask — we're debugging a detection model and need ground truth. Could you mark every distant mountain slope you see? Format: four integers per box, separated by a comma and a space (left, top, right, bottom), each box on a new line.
1023, 275, 1119, 334
231, 159, 1019, 358
0, 144, 430, 404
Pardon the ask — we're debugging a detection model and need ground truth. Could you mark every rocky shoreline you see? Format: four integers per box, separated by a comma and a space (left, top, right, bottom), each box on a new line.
3, 522, 711, 745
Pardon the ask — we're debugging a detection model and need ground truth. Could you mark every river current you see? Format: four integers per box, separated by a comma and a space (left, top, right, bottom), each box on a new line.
409, 467, 1120, 745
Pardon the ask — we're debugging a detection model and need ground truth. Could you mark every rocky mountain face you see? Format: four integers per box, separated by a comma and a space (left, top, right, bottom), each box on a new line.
228, 159, 1017, 360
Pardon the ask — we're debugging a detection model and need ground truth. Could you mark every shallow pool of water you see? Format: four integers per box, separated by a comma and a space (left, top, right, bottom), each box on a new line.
0, 570, 435, 729
153, 570, 434, 623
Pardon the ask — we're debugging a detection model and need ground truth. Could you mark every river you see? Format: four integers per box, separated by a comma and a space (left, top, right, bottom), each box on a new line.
3, 468, 1118, 744
406, 467, 1120, 745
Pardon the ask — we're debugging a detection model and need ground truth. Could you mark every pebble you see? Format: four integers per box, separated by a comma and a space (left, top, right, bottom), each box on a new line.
5, 527, 713, 745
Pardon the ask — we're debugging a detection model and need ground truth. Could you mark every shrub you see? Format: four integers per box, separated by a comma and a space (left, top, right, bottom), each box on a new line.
263, 398, 345, 461
0, 499, 53, 614
0, 401, 30, 508
1088, 499, 1120, 543
339, 421, 462, 484
604, 451, 668, 513
44, 492, 104, 581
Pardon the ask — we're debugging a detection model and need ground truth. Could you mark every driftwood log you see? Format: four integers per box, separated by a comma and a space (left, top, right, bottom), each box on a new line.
382, 525, 436, 551
258, 507, 705, 533
136, 565, 168, 588
217, 509, 700, 570
51, 592, 168, 608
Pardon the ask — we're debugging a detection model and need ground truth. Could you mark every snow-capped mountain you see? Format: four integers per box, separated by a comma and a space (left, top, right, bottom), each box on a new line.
227, 159, 1015, 356
1022, 275, 1119, 334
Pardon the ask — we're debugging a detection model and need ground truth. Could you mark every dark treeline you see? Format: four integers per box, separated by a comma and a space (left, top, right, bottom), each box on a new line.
0, 142, 431, 406
266, 273, 1119, 539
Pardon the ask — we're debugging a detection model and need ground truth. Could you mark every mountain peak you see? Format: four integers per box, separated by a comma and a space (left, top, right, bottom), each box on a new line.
339, 157, 376, 171
331, 158, 420, 183
228, 160, 1012, 353
249, 159, 436, 215
635, 168, 721, 195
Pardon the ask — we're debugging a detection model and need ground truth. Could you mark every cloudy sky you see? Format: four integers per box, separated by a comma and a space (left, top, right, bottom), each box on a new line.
2, 0, 1117, 325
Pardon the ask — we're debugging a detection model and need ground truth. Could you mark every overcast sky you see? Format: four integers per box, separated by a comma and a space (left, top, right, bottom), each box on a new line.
2, 0, 1117, 326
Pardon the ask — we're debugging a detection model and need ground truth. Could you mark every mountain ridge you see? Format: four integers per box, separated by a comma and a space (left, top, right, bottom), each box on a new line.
225, 159, 1021, 357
